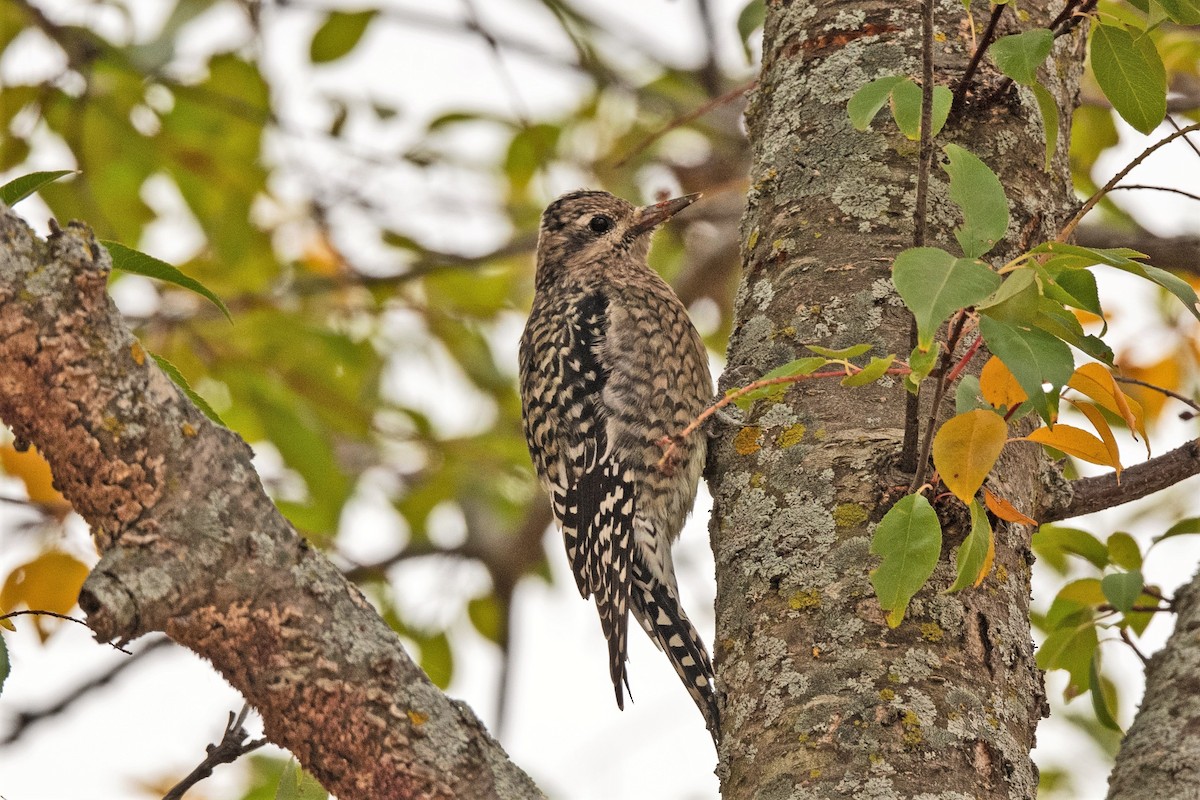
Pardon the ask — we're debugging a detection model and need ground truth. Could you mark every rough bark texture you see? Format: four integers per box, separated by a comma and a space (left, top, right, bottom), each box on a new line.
1106, 570, 1200, 799
709, 1, 1084, 797
0, 206, 543, 800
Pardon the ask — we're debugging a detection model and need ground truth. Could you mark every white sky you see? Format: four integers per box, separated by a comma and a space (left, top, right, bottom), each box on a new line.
2, 2, 1200, 800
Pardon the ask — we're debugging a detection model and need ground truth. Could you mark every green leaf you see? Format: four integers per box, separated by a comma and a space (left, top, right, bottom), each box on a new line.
1157, 0, 1200, 23
275, 759, 328, 800
955, 375, 988, 413
869, 494, 943, 627
736, 1, 766, 61
1090, 24, 1167, 135
894, 247, 1002, 349
807, 343, 872, 360
1032, 298, 1115, 365
310, 10, 376, 64
890, 79, 953, 139
848, 76, 908, 130
101, 241, 232, 322
1031, 82, 1060, 169
468, 595, 504, 645
990, 29, 1055, 85
1042, 262, 1104, 319
150, 354, 225, 425
843, 354, 896, 386
0, 170, 75, 206
1037, 609, 1098, 699
1034, 524, 1110, 570
942, 144, 1010, 258
729, 357, 827, 410
978, 316, 1074, 423
1089, 655, 1122, 731
1037, 242, 1200, 323
1154, 516, 1200, 543
977, 267, 1040, 324
1102, 570, 1144, 613
418, 631, 454, 689
947, 499, 995, 592
1107, 532, 1143, 570
906, 345, 938, 392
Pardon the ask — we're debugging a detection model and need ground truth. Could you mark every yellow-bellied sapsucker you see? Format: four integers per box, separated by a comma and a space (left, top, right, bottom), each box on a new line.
518, 189, 719, 741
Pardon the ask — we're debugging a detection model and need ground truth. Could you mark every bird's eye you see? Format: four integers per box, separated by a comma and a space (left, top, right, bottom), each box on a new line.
588, 215, 613, 234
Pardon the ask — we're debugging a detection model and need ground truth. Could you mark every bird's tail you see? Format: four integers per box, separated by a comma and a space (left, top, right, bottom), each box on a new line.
630, 557, 721, 742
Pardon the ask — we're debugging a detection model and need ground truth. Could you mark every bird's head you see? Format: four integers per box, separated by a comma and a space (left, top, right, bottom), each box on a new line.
534, 190, 699, 286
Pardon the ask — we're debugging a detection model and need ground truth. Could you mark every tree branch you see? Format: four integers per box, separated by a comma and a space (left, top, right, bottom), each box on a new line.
0, 205, 543, 799
1036, 439, 1200, 523
163, 705, 267, 800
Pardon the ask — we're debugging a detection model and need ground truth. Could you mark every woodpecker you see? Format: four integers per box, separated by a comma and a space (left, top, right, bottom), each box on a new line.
518, 189, 719, 741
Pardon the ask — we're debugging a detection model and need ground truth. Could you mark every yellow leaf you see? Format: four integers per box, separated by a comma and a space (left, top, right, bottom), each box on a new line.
933, 410, 1009, 503
975, 518, 996, 588
0, 445, 70, 515
1068, 363, 1140, 439
983, 488, 1038, 525
1070, 400, 1122, 478
979, 356, 1027, 410
1023, 424, 1115, 468
1, 551, 90, 640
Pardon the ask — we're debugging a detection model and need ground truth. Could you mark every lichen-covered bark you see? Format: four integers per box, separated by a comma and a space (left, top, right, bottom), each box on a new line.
0, 207, 543, 800
710, 1, 1084, 797
1106, 570, 1200, 799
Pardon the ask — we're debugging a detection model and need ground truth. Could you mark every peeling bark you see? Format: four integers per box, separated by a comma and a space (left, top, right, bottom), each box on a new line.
0, 207, 543, 800
710, 0, 1084, 797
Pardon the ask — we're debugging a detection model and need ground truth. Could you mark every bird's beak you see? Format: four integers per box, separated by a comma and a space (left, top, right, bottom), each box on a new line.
631, 193, 701, 234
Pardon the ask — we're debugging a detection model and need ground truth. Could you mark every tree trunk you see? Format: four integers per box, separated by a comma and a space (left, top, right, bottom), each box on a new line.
710, 1, 1084, 797
1106, 566, 1200, 799
0, 208, 544, 800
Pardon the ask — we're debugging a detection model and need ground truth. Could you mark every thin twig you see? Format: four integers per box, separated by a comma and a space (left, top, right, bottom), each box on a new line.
952, 3, 1007, 115
904, 0, 938, 476
1120, 627, 1151, 665
1059, 122, 1200, 241
1107, 184, 1200, 204
909, 311, 970, 492
656, 365, 913, 471
614, 79, 757, 168
1168, 115, 1200, 161
944, 333, 983, 386
0, 609, 130, 654
163, 705, 267, 800
2, 636, 172, 745
1114, 376, 1200, 414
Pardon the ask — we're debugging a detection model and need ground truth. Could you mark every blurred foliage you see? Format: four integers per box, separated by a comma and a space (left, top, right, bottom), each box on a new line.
0, 0, 1199, 797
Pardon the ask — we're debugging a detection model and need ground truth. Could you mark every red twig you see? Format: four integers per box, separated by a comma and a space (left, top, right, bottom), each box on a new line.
655, 364, 912, 471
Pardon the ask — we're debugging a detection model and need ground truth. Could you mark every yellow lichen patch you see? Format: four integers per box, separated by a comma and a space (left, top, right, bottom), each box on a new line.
748, 228, 760, 250
879, 688, 895, 701
996, 564, 1008, 583
776, 424, 807, 449
734, 426, 763, 455
181, 422, 197, 438
749, 472, 765, 488
833, 503, 868, 528
920, 623, 944, 642
130, 341, 146, 366
809, 769, 822, 779
789, 589, 821, 610
407, 709, 428, 726
901, 710, 923, 746
813, 427, 827, 441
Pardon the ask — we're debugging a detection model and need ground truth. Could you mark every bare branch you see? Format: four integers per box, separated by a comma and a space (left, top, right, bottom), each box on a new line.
163, 705, 267, 800
1036, 439, 1200, 523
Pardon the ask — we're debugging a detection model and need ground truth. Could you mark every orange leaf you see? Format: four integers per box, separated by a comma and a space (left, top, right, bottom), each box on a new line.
1068, 363, 1143, 446
979, 356, 1027, 410
1119, 354, 1181, 425
1, 551, 91, 640
933, 410, 1009, 503
0, 444, 70, 515
1023, 424, 1116, 468
1070, 400, 1122, 479
983, 488, 1038, 525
